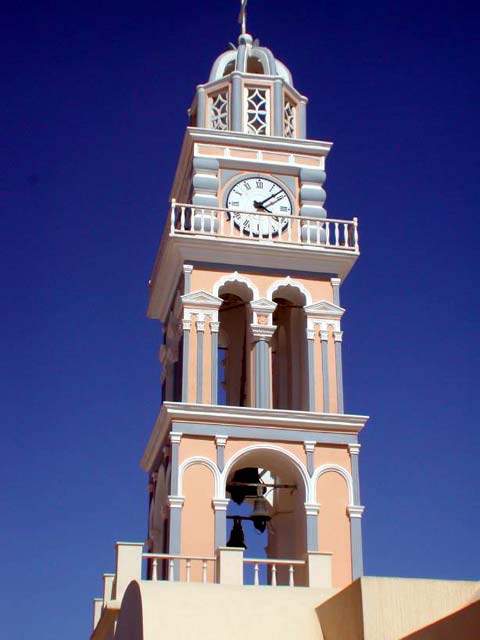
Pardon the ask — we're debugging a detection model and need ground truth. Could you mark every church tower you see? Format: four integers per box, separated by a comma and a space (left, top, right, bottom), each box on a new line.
142, 25, 368, 591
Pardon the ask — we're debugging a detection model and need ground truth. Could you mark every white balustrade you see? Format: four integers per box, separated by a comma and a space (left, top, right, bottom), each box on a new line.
243, 558, 305, 587
143, 553, 216, 584
169, 202, 359, 252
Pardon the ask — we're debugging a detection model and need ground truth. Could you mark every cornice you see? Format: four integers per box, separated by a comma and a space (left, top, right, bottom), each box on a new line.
141, 402, 369, 472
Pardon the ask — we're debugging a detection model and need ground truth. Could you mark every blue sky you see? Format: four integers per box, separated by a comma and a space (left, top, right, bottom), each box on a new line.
2, 1, 479, 638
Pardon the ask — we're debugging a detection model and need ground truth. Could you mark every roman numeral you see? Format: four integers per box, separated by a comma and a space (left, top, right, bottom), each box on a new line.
243, 182, 251, 190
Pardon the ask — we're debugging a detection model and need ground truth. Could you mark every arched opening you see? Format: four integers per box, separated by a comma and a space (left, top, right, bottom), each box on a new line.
246, 56, 265, 74
225, 447, 308, 585
271, 285, 308, 411
217, 281, 253, 407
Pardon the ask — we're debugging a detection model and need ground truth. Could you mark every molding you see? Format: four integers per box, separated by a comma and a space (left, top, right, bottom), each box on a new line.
311, 464, 354, 505
347, 505, 365, 519
178, 456, 221, 498
304, 300, 345, 318
250, 297, 277, 314
212, 271, 259, 300
212, 498, 230, 511
168, 496, 185, 509
250, 324, 276, 340
181, 290, 222, 309
221, 443, 312, 502
266, 276, 313, 306
141, 402, 368, 472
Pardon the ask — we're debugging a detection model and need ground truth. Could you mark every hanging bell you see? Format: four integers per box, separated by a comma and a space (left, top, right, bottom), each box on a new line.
250, 495, 271, 533
226, 516, 247, 548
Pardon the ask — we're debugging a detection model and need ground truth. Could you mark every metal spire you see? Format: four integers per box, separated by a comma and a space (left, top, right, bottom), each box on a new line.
238, 0, 248, 35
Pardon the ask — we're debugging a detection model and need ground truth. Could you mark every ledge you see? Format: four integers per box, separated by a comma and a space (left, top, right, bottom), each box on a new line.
142, 402, 369, 471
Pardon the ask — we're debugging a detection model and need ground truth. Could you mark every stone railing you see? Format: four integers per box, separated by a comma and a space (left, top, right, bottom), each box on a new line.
169, 201, 359, 252
244, 557, 305, 586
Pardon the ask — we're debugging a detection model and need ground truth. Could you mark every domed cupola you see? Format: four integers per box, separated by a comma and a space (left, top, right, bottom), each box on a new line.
189, 32, 308, 139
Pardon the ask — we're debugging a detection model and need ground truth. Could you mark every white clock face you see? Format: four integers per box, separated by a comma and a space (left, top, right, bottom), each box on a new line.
225, 176, 292, 237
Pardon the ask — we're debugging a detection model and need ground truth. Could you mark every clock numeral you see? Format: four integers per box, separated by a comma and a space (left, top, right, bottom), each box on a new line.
256, 179, 263, 189
269, 184, 276, 192
280, 206, 288, 212
243, 181, 251, 190
230, 201, 239, 207
233, 189, 242, 196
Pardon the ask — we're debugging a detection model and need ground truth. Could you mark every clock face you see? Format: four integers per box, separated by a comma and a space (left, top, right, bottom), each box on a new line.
225, 176, 292, 237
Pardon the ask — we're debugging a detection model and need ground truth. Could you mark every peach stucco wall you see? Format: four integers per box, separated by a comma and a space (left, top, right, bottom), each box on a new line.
317, 471, 351, 588
181, 464, 215, 582
179, 435, 216, 465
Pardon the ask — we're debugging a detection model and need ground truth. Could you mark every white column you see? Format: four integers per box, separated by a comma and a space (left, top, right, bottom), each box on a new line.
334, 330, 344, 413
320, 329, 330, 412
251, 324, 276, 409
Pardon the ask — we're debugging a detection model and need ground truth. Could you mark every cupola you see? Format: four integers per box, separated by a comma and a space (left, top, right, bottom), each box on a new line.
189, 33, 308, 139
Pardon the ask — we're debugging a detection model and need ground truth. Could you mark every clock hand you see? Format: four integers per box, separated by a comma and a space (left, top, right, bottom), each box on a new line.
258, 190, 283, 207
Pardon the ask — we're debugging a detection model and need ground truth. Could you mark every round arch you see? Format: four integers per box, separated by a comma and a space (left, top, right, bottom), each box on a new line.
220, 443, 312, 503
311, 464, 354, 505
178, 456, 221, 499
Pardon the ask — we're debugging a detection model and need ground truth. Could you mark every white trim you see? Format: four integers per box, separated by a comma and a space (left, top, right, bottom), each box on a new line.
348, 443, 361, 456
266, 276, 313, 306
181, 290, 223, 308
212, 271, 260, 300
304, 300, 345, 318
347, 505, 365, 519
178, 456, 222, 498
311, 464, 354, 505
221, 443, 312, 502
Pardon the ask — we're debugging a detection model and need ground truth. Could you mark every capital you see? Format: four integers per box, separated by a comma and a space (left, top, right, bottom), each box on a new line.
333, 330, 343, 342
210, 321, 220, 334
304, 503, 320, 516
347, 505, 365, 519
348, 443, 361, 456
168, 496, 185, 509
303, 441, 316, 454
182, 318, 192, 331
212, 498, 230, 511
250, 323, 276, 341
320, 330, 329, 342
170, 432, 182, 445
215, 435, 228, 447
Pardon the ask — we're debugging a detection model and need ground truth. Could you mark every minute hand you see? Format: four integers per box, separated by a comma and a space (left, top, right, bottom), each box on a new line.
259, 190, 285, 207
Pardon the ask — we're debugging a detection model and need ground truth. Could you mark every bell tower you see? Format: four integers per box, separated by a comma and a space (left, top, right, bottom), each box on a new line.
143, 25, 368, 590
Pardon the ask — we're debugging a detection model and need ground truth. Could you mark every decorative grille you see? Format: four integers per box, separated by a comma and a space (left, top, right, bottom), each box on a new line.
210, 92, 229, 131
246, 87, 269, 135
283, 99, 295, 138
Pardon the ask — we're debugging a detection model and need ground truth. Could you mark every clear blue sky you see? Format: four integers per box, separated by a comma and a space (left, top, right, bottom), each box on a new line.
2, 1, 479, 638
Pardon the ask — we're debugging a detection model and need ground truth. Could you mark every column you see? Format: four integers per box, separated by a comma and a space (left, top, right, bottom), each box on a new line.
320, 329, 330, 413
196, 317, 205, 404
210, 321, 219, 404
273, 78, 283, 136
348, 443, 364, 579
307, 327, 316, 411
304, 503, 320, 551
304, 441, 315, 476
231, 73, 242, 132
334, 330, 344, 413
299, 99, 307, 139
251, 325, 275, 409
212, 498, 230, 550
169, 432, 182, 495
183, 264, 193, 295
168, 496, 185, 580
331, 277, 341, 306
196, 86, 206, 128
181, 318, 191, 402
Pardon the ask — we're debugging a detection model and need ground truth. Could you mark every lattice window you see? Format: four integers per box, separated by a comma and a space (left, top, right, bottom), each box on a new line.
210, 92, 229, 131
245, 87, 269, 135
284, 99, 295, 138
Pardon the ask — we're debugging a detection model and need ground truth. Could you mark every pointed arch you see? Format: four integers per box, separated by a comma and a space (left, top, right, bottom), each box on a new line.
311, 464, 354, 505
266, 276, 313, 306
213, 271, 259, 301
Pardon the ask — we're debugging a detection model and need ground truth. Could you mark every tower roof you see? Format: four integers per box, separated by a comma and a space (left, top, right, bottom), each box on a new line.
208, 33, 293, 86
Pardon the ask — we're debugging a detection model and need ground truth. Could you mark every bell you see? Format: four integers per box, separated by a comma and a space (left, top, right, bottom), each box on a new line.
227, 467, 262, 505
226, 516, 247, 548
250, 495, 271, 533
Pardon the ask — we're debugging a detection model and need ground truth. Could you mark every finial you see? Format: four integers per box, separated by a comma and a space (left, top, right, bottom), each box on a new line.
238, 0, 248, 36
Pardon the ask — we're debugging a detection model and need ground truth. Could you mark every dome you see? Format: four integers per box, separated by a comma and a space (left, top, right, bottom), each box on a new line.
208, 33, 293, 86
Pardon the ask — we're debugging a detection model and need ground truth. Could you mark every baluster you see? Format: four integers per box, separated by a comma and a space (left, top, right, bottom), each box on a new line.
316, 220, 321, 245
186, 559, 191, 583
220, 210, 225, 236
325, 221, 331, 246
202, 560, 208, 584
254, 563, 260, 586
353, 217, 359, 250
297, 217, 302, 243
343, 223, 348, 247
180, 206, 186, 231
170, 199, 176, 233
210, 210, 216, 235
249, 217, 254, 239
287, 217, 292, 242
271, 564, 277, 587
334, 222, 339, 246
200, 208, 205, 233
151, 558, 158, 581
268, 214, 273, 241
230, 212, 234, 237
168, 559, 175, 582
289, 565, 295, 587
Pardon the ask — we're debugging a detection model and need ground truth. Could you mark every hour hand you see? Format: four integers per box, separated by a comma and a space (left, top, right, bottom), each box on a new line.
253, 200, 270, 212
